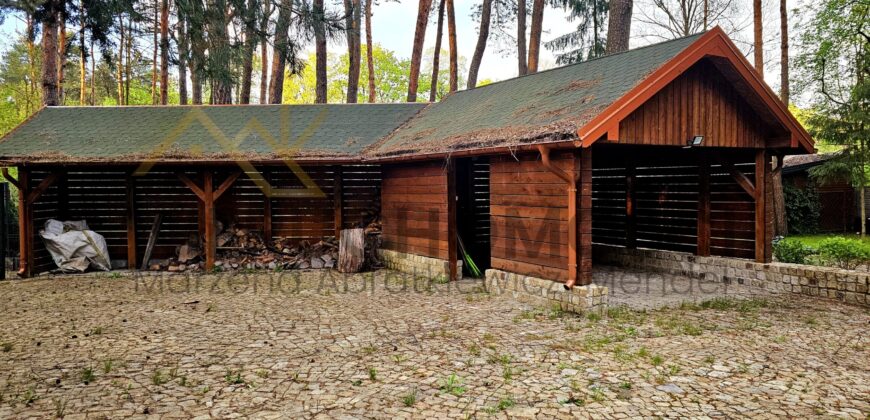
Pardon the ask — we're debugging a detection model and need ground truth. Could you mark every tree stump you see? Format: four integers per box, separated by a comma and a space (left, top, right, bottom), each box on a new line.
338, 228, 365, 273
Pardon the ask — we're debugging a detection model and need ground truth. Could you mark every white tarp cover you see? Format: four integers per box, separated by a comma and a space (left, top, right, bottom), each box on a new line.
40, 219, 111, 272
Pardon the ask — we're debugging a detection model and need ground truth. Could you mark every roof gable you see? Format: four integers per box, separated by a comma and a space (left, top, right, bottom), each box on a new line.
577, 27, 813, 153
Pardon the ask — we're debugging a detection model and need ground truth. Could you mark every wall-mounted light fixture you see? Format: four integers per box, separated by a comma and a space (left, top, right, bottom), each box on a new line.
685, 135, 704, 148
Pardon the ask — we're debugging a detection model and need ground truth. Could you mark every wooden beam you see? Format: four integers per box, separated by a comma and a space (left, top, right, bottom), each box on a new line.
213, 170, 242, 200
1, 168, 20, 190
140, 213, 163, 270
719, 160, 755, 197
578, 148, 593, 286
56, 170, 68, 221
25, 172, 60, 205
17, 168, 30, 278
263, 168, 272, 241
446, 159, 458, 281
203, 171, 216, 271
625, 157, 637, 249
126, 175, 137, 269
697, 153, 711, 256
334, 166, 343, 238
177, 172, 206, 201
755, 150, 772, 263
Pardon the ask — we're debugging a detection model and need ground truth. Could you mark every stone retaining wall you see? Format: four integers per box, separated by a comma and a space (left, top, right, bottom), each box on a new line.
484, 269, 608, 313
379, 249, 462, 281
593, 245, 870, 306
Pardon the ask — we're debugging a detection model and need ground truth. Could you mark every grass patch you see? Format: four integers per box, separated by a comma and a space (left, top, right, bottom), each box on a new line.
1, 343, 12, 352
485, 396, 516, 413
224, 370, 245, 385
81, 367, 95, 384
401, 388, 417, 407
439, 373, 466, 396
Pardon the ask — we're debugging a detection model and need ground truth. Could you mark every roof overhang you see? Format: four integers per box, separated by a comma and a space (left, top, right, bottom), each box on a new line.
576, 26, 814, 153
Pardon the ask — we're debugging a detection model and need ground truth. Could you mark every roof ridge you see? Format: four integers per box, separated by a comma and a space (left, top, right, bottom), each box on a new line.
43, 103, 427, 110
452, 30, 708, 95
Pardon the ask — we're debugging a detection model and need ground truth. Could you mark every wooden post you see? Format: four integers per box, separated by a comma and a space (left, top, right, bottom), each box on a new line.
446, 159, 458, 281
17, 168, 31, 278
625, 157, 637, 249
697, 153, 711, 256
755, 150, 771, 263
56, 170, 68, 221
334, 166, 343, 238
203, 171, 216, 271
263, 168, 272, 241
126, 175, 137, 269
578, 148, 593, 286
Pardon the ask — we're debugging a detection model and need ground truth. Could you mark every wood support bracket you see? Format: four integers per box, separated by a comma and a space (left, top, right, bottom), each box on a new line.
718, 160, 755, 197
177, 173, 206, 201
1, 168, 20, 190
176, 170, 242, 271
213, 171, 242, 200
26, 172, 61, 205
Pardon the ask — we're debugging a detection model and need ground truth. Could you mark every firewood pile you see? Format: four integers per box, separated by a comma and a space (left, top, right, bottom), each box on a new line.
149, 219, 383, 272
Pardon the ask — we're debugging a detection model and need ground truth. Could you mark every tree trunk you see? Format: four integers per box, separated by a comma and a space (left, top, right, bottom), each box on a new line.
527, 0, 544, 73
125, 18, 132, 103
152, 0, 159, 104
89, 36, 95, 104
429, 0, 445, 102
177, 19, 189, 105
259, 0, 271, 104
344, 0, 362, 103
605, 0, 632, 54
160, 0, 169, 105
58, 14, 66, 104
779, 0, 789, 104
407, 0, 433, 102
269, 0, 293, 103
446, 0, 457, 93
240, 0, 258, 104
42, 0, 60, 106
314, 0, 328, 103
117, 14, 124, 105
208, 0, 233, 104
190, 42, 204, 104
338, 228, 365, 273
466, 0, 492, 89
79, 1, 87, 106
26, 15, 38, 113
773, 160, 787, 235
517, 0, 527, 76
365, 0, 375, 102
260, 0, 272, 104
753, 0, 763, 78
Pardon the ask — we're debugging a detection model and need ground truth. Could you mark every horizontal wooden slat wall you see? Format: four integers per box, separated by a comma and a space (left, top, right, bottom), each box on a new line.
381, 162, 449, 260
26, 164, 382, 270
619, 60, 770, 148
710, 162, 756, 258
65, 170, 130, 260
30, 170, 60, 273
490, 152, 571, 281
592, 146, 757, 260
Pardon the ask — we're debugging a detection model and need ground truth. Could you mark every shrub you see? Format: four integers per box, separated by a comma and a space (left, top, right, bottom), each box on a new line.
773, 238, 816, 264
783, 181, 821, 234
817, 237, 870, 269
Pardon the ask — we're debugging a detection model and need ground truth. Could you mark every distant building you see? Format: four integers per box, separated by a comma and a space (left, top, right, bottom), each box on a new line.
782, 153, 856, 232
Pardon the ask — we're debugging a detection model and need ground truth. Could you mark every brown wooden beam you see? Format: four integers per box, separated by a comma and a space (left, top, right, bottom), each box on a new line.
203, 171, 216, 271
625, 157, 637, 249
334, 166, 343, 238
578, 148, 593, 286
16, 168, 31, 278
177, 173, 206, 201
263, 168, 272, 241
213, 170, 242, 200
126, 175, 138, 269
446, 159, 458, 281
755, 150, 772, 263
719, 160, 755, 197
1, 168, 21, 190
25, 171, 60, 205
697, 153, 711, 256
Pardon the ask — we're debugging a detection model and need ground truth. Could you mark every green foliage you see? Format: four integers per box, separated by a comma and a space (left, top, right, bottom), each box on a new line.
817, 237, 870, 269
773, 238, 816, 264
438, 373, 466, 396
783, 181, 821, 234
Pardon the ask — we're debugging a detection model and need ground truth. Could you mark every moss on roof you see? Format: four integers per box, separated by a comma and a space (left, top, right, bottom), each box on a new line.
0, 103, 426, 163
366, 33, 704, 158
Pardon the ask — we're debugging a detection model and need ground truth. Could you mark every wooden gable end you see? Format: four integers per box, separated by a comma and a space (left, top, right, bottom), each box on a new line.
617, 60, 781, 148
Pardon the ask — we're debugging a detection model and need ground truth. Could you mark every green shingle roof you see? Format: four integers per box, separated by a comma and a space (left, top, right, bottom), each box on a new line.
367, 33, 704, 158
0, 33, 706, 164
0, 103, 426, 163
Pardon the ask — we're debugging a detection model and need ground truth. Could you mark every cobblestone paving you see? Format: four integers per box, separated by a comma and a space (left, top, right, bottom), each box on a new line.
0, 268, 867, 419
